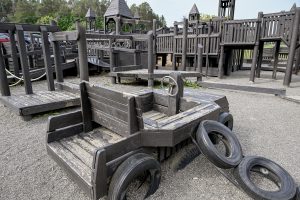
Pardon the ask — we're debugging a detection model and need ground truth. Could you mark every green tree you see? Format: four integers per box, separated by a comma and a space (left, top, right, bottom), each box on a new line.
0, 0, 13, 19
14, 0, 39, 24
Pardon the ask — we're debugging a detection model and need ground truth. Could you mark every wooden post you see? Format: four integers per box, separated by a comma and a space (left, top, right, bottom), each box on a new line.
148, 32, 154, 87
294, 48, 300, 75
153, 19, 157, 66
50, 20, 64, 83
272, 41, 281, 79
172, 24, 178, 70
284, 8, 300, 86
0, 47, 10, 96
239, 50, 244, 70
249, 12, 263, 82
8, 30, 20, 77
16, 25, 33, 94
218, 45, 225, 78
76, 21, 89, 82
41, 26, 55, 91
109, 39, 116, 84
182, 18, 188, 71
197, 44, 203, 82
256, 41, 264, 78
115, 17, 121, 35
205, 20, 212, 77
134, 45, 141, 66
168, 72, 184, 116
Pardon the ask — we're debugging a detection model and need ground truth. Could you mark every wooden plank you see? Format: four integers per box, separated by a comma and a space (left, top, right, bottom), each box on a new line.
89, 98, 128, 122
60, 138, 94, 167
47, 142, 92, 186
80, 82, 93, 132
50, 31, 79, 42
93, 149, 107, 199
92, 109, 129, 137
199, 81, 286, 96
48, 110, 82, 132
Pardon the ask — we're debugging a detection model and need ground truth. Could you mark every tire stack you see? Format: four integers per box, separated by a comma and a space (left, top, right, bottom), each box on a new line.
196, 120, 298, 200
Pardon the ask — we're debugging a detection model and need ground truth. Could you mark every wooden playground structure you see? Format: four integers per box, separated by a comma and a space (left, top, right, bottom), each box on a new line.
0, 0, 299, 120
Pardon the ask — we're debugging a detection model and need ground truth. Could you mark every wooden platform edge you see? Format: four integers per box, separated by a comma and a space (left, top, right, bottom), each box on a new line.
198, 81, 287, 96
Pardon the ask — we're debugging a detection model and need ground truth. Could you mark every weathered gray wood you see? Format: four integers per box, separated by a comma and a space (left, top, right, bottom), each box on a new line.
41, 27, 55, 91
128, 96, 141, 134
80, 82, 93, 132
182, 18, 188, 70
168, 72, 184, 116
199, 81, 286, 96
16, 26, 33, 94
93, 149, 107, 199
218, 45, 225, 78
197, 44, 203, 82
0, 47, 10, 96
48, 110, 83, 132
8, 30, 20, 77
172, 25, 178, 70
256, 41, 264, 78
148, 32, 154, 87
284, 8, 300, 86
272, 41, 281, 79
76, 22, 89, 82
50, 21, 64, 83
47, 123, 83, 143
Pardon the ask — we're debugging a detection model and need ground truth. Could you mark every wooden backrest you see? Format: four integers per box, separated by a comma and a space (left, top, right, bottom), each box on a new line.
80, 82, 141, 137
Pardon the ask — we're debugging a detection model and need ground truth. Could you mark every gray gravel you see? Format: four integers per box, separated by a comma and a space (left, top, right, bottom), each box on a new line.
1, 76, 300, 200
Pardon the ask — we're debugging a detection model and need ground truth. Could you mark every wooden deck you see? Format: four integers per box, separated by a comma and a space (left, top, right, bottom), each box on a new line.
110, 69, 201, 79
0, 90, 80, 120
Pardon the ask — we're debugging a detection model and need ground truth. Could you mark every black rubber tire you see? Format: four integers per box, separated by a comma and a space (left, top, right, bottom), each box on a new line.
218, 112, 234, 130
235, 156, 297, 200
196, 120, 243, 169
108, 153, 161, 200
296, 187, 300, 200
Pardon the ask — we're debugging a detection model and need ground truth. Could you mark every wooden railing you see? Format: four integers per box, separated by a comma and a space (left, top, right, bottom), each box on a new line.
222, 19, 260, 45
156, 33, 173, 53
261, 11, 295, 43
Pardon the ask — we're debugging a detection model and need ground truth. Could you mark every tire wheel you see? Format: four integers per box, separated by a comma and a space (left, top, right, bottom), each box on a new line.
296, 187, 300, 200
234, 156, 297, 200
196, 120, 243, 169
108, 153, 161, 200
218, 112, 234, 130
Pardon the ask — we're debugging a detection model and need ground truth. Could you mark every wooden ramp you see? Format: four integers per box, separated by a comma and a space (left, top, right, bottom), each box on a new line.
110, 69, 201, 80
0, 90, 80, 120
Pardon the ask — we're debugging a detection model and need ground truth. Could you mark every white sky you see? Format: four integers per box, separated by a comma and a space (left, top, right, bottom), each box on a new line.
125, 0, 299, 26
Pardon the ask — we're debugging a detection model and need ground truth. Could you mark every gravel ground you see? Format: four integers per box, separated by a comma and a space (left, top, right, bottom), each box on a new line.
1, 75, 300, 200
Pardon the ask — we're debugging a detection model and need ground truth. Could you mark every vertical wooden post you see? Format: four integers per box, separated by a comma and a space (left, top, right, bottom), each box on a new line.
218, 45, 225, 78
153, 19, 157, 66
41, 26, 55, 91
115, 17, 121, 35
250, 12, 263, 82
284, 8, 300, 86
148, 32, 154, 87
0, 47, 10, 96
109, 39, 116, 84
272, 41, 281, 79
294, 48, 300, 75
168, 72, 184, 116
16, 25, 33, 94
197, 44, 203, 82
239, 50, 244, 70
256, 41, 264, 78
182, 18, 188, 71
76, 21, 89, 82
172, 24, 178, 70
8, 30, 20, 77
205, 20, 212, 76
50, 20, 64, 83
134, 45, 141, 66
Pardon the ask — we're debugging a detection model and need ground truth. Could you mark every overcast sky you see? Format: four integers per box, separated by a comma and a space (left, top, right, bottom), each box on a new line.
125, 0, 299, 26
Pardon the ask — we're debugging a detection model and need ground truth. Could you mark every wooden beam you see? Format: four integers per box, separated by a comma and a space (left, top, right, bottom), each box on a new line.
76, 22, 89, 82
284, 8, 300, 86
16, 26, 33, 94
182, 18, 188, 70
41, 26, 55, 91
0, 47, 10, 96
148, 32, 154, 87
